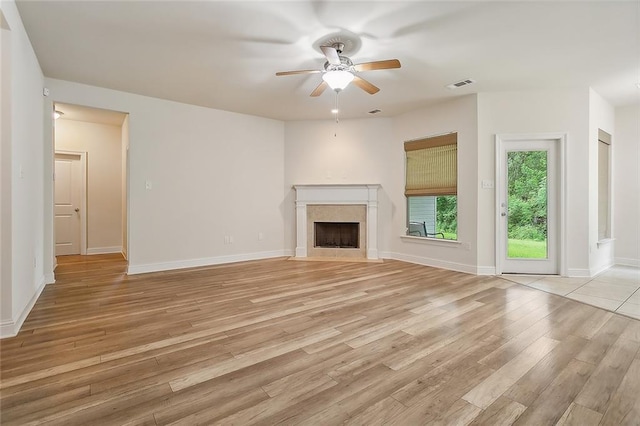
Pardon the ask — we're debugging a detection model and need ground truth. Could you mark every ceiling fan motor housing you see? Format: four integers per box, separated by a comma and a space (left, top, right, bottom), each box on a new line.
324, 56, 354, 73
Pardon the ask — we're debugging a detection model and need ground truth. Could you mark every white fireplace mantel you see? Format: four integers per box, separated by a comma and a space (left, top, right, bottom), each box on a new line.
294, 184, 380, 259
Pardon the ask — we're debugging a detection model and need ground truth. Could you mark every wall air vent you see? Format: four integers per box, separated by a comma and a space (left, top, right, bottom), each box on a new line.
368, 109, 381, 114
446, 79, 476, 90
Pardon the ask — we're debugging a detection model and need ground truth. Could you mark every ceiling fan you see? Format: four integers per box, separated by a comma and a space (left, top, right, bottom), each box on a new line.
276, 42, 401, 97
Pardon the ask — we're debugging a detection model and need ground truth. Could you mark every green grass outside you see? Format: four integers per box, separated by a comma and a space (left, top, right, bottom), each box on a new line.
508, 238, 547, 259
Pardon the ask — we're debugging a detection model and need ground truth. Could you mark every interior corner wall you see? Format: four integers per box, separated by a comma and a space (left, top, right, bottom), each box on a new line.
613, 103, 640, 267
44, 78, 286, 275
477, 89, 591, 276
55, 119, 124, 253
0, 10, 13, 328
283, 117, 395, 255
390, 95, 479, 273
588, 89, 615, 275
0, 0, 45, 337
122, 114, 129, 259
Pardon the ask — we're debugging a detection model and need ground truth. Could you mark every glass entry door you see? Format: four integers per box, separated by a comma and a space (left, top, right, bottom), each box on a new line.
498, 139, 559, 275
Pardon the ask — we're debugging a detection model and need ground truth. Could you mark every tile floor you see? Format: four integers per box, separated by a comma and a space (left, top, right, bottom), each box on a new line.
501, 265, 640, 320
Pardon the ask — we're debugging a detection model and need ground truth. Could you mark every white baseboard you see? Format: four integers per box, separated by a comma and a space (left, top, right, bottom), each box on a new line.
590, 261, 614, 278
615, 257, 640, 267
0, 275, 47, 339
381, 251, 478, 275
567, 268, 591, 278
476, 266, 497, 276
127, 249, 294, 275
86, 246, 123, 255
44, 272, 56, 284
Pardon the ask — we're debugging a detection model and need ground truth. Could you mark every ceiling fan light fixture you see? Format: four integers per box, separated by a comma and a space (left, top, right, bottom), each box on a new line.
322, 70, 354, 91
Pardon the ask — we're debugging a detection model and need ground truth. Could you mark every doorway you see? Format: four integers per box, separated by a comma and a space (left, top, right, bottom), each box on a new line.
496, 134, 565, 275
54, 151, 86, 256
53, 103, 129, 263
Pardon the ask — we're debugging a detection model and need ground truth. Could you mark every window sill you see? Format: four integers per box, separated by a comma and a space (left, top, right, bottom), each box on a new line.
597, 238, 615, 247
400, 235, 462, 247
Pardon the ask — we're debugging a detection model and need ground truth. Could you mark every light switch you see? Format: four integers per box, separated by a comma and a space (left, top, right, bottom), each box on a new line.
145, 180, 152, 190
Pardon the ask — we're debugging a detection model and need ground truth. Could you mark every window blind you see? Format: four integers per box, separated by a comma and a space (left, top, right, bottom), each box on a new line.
404, 133, 457, 196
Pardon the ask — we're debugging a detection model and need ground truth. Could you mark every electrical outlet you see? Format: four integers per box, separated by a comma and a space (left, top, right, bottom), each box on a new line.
145, 180, 152, 190
258, 232, 264, 241
229, 236, 234, 244
224, 236, 230, 244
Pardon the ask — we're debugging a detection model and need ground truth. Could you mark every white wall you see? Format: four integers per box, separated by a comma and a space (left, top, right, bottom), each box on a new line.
44, 78, 286, 274
55, 118, 123, 253
614, 104, 640, 266
122, 114, 129, 259
1, 10, 13, 329
588, 89, 615, 274
284, 95, 480, 274
477, 89, 591, 276
284, 118, 394, 254
0, 0, 46, 337
390, 95, 479, 273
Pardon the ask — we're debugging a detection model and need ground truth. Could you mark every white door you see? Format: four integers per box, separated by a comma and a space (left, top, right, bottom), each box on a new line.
497, 138, 560, 275
55, 153, 85, 256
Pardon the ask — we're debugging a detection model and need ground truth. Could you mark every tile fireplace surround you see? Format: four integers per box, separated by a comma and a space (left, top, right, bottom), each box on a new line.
294, 184, 380, 260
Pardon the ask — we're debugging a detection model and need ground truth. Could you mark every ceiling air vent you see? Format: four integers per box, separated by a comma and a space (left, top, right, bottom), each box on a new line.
368, 109, 382, 114
446, 79, 476, 90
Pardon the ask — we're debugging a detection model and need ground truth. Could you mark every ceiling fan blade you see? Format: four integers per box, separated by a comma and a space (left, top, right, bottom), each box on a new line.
320, 45, 341, 65
276, 69, 321, 76
353, 76, 380, 94
354, 59, 401, 72
310, 81, 328, 97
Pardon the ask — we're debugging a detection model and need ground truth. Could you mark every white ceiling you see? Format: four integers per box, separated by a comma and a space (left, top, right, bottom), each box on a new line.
17, 1, 640, 121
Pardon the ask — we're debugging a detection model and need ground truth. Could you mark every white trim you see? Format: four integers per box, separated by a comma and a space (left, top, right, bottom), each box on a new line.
567, 268, 591, 278
476, 266, 497, 275
495, 133, 567, 276
590, 261, 614, 278
382, 251, 477, 275
127, 249, 293, 275
44, 273, 56, 284
596, 238, 615, 247
400, 235, 462, 247
0, 276, 47, 339
615, 257, 640, 267
54, 150, 88, 255
86, 246, 123, 255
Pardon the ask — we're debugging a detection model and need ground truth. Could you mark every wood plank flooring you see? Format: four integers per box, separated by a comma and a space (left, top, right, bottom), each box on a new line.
1, 254, 639, 425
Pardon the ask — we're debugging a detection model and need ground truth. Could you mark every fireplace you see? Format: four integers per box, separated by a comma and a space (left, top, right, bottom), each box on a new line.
315, 222, 360, 248
294, 184, 380, 260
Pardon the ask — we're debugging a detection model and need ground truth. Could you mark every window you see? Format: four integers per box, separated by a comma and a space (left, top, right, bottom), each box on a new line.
405, 133, 457, 240
598, 129, 611, 240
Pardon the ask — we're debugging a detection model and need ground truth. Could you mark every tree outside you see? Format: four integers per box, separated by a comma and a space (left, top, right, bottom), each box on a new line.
507, 151, 548, 258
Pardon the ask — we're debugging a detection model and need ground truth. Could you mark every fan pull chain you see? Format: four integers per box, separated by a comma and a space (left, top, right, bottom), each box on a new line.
335, 90, 340, 124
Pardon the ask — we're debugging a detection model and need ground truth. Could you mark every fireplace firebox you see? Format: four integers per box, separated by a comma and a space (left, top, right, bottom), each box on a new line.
314, 222, 359, 248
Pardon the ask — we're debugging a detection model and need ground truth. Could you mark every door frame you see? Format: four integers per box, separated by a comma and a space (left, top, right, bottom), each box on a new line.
55, 150, 87, 256
495, 133, 567, 276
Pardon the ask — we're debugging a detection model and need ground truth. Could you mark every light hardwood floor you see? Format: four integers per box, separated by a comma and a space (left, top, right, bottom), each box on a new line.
1, 255, 639, 425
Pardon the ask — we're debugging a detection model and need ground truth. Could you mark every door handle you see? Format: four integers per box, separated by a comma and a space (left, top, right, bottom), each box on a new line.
75, 208, 80, 213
